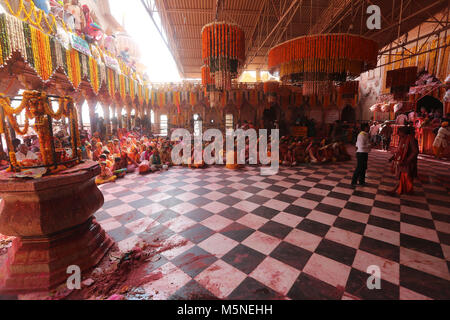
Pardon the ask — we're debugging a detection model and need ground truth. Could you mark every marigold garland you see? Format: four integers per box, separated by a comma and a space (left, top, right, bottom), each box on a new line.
268, 33, 378, 95
0, 12, 149, 109
201, 21, 245, 92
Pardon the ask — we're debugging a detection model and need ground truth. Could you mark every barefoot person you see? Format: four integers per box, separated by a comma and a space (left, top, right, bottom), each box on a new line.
352, 123, 370, 187
389, 126, 419, 195
432, 122, 450, 159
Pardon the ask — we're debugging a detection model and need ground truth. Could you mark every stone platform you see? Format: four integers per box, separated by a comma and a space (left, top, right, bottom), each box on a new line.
0, 161, 114, 293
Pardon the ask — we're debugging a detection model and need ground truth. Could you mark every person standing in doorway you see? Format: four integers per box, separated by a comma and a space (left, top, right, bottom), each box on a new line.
352, 123, 371, 187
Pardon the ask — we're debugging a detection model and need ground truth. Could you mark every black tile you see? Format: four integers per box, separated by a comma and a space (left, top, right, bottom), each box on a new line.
437, 230, 450, 245
374, 200, 400, 212
171, 246, 217, 278
359, 236, 399, 262
259, 221, 293, 240
292, 185, 310, 192
262, 178, 278, 184
163, 188, 187, 197
305, 177, 321, 183
400, 234, 444, 259
336, 182, 354, 189
267, 185, 288, 193
194, 180, 211, 187
158, 197, 183, 208
228, 277, 285, 300
148, 209, 179, 224
427, 198, 450, 208
328, 191, 351, 201
368, 215, 400, 232
128, 198, 153, 209
94, 210, 111, 221
170, 280, 219, 300
220, 222, 255, 242
217, 196, 241, 206
252, 206, 280, 219
222, 244, 266, 274
171, 181, 188, 188
274, 194, 298, 204
296, 219, 330, 237
139, 224, 175, 243
102, 198, 124, 209
345, 268, 399, 300
400, 213, 435, 230
242, 186, 263, 194
143, 254, 169, 274
315, 183, 334, 191
315, 203, 342, 216
324, 176, 342, 182
179, 224, 215, 244
247, 195, 271, 205
315, 239, 357, 266
345, 202, 372, 214
353, 190, 376, 199
401, 199, 429, 211
218, 207, 247, 221
115, 210, 147, 225
188, 196, 213, 207
288, 273, 344, 300
107, 225, 135, 242
184, 208, 214, 222
284, 205, 311, 217
302, 193, 324, 202
431, 212, 450, 224
270, 242, 312, 270
333, 217, 366, 235
191, 188, 212, 196
400, 265, 450, 300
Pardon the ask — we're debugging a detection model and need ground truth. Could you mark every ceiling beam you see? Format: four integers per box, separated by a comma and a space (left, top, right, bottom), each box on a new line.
245, 0, 302, 68
364, 0, 447, 38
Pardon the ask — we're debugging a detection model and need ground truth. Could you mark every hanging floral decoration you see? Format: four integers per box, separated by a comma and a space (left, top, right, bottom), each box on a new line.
0, 12, 148, 108
268, 33, 378, 95
386, 66, 418, 100
201, 21, 245, 92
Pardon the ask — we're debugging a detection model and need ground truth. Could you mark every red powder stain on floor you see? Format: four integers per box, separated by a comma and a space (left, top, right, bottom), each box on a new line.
268, 271, 282, 288
57, 238, 190, 300
233, 253, 248, 264
176, 254, 215, 271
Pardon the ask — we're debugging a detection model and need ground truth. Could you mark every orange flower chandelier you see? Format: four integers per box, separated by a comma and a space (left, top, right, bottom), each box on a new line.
201, 22, 245, 92
268, 33, 378, 95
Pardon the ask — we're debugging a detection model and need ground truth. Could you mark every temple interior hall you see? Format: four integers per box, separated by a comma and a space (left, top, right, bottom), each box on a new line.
0, 0, 449, 301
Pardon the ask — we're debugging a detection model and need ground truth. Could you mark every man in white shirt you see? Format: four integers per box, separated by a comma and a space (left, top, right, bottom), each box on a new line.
352, 123, 371, 187
15, 144, 39, 162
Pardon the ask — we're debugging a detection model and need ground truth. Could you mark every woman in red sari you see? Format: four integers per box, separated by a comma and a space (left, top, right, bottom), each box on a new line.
389, 126, 419, 195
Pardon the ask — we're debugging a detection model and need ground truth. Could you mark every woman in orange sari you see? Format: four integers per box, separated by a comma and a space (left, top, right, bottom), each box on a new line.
389, 126, 419, 195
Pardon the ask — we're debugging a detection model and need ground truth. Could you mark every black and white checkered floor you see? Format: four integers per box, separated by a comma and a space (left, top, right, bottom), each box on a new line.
95, 149, 450, 300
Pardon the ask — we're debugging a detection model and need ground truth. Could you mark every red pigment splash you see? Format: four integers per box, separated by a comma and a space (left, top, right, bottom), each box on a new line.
61, 239, 190, 300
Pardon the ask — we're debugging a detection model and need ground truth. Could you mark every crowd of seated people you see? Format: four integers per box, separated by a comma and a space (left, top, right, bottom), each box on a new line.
279, 136, 351, 166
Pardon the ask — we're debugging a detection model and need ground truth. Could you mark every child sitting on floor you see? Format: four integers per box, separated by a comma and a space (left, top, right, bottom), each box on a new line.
96, 161, 117, 185
112, 157, 127, 178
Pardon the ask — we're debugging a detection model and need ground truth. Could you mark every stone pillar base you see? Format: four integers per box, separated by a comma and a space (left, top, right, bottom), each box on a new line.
0, 218, 113, 294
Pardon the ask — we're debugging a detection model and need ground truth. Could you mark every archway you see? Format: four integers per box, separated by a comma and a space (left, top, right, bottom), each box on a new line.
341, 105, 356, 123
416, 95, 443, 115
